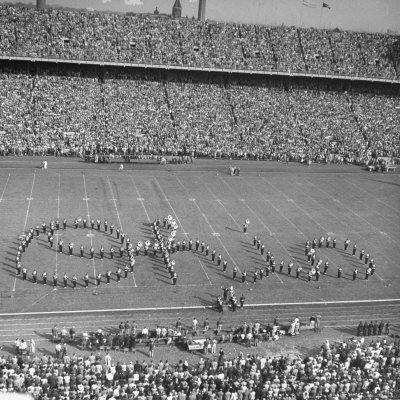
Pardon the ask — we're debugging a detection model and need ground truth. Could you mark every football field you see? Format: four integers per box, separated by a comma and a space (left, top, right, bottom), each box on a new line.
0, 158, 399, 310
0, 158, 399, 338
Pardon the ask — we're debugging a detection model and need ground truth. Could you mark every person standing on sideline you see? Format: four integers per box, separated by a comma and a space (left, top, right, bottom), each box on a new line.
192, 318, 198, 333
29, 339, 36, 354
240, 294, 245, 308
105, 352, 112, 368
149, 340, 155, 358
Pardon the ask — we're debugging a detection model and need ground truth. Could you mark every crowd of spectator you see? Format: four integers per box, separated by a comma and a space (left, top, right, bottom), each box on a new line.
1, 335, 399, 399
1, 69, 399, 165
0, 4, 398, 80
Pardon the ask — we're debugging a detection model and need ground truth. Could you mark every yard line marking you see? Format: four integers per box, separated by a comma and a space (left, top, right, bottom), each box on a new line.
107, 176, 137, 288
298, 179, 395, 269
0, 173, 10, 203
343, 178, 400, 218
232, 196, 289, 284
279, 178, 392, 281
12, 174, 36, 294
22, 174, 36, 236
237, 201, 288, 284
259, 177, 337, 270
262, 177, 329, 234
197, 259, 211, 281
152, 176, 212, 285
374, 272, 385, 282
305, 178, 397, 244
0, 298, 399, 317
200, 176, 276, 279
173, 175, 241, 273
216, 176, 313, 284
54, 173, 61, 275
259, 196, 303, 235
130, 176, 151, 223
334, 181, 400, 229
82, 174, 96, 280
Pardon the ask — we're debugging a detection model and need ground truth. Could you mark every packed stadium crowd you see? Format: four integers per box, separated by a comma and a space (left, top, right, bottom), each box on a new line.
1, 4, 400, 400
0, 5, 399, 80
0, 70, 399, 164
1, 334, 399, 399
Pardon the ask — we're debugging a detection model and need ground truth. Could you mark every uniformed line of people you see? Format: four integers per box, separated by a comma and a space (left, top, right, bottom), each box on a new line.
357, 321, 390, 337
305, 237, 377, 281
237, 235, 380, 285
17, 213, 247, 290
15, 216, 381, 294
18, 267, 141, 288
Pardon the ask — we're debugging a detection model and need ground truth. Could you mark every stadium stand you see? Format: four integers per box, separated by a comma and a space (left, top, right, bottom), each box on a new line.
0, 67, 399, 165
0, 5, 399, 80
2, 336, 400, 399
0, 4, 400, 400
0, 5, 399, 166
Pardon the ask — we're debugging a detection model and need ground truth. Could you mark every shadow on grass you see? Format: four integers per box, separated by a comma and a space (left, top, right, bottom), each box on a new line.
366, 178, 400, 188
225, 226, 242, 233
333, 326, 357, 336
193, 295, 217, 310
37, 347, 55, 357
0, 344, 16, 356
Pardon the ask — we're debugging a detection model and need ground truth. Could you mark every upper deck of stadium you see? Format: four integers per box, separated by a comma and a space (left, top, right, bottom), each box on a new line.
0, 4, 399, 82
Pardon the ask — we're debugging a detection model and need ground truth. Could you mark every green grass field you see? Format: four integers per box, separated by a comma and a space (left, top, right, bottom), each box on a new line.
0, 158, 399, 318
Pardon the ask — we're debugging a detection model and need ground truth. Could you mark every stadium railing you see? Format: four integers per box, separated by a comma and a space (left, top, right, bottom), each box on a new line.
0, 55, 398, 84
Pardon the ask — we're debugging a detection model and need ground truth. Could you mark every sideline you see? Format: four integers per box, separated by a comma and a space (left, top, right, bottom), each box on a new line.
0, 298, 399, 317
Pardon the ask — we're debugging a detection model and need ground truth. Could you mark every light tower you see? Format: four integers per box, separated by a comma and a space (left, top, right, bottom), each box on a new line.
37, 0, 46, 9
198, 0, 206, 21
